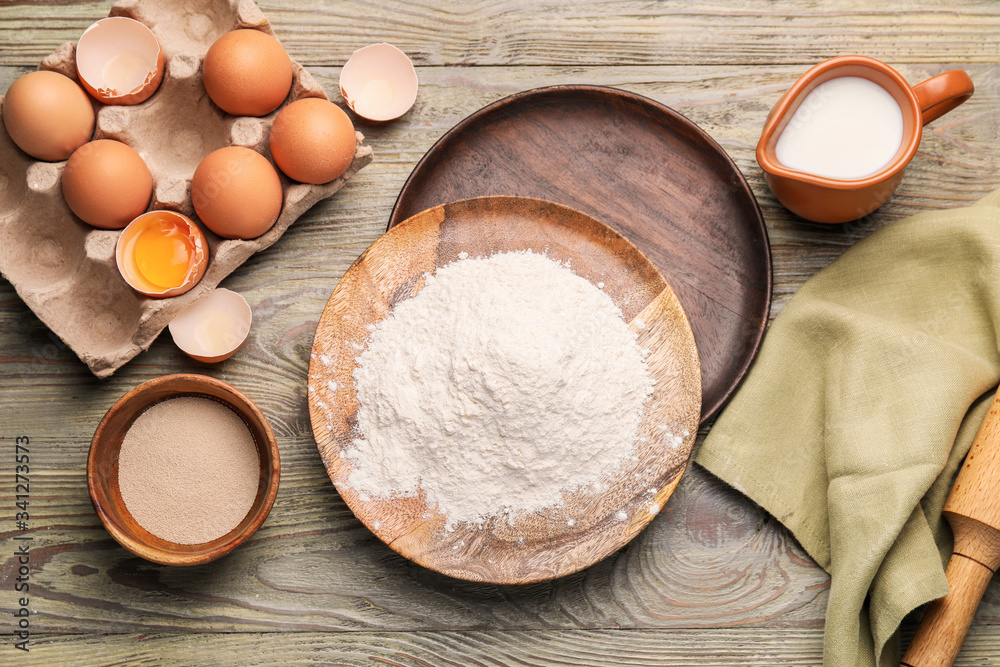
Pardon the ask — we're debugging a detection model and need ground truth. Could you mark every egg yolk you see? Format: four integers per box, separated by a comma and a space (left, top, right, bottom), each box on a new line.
131, 216, 195, 289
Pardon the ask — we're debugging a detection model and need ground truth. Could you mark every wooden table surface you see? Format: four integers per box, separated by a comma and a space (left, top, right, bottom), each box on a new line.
2, 1, 999, 664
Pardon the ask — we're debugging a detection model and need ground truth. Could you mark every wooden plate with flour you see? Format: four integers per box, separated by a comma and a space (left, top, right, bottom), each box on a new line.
308, 196, 701, 584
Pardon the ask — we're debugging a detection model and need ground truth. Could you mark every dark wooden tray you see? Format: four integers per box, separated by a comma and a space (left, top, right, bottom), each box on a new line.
389, 85, 771, 422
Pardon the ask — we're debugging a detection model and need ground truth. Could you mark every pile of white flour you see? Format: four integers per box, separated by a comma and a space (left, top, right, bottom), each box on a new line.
344, 250, 654, 529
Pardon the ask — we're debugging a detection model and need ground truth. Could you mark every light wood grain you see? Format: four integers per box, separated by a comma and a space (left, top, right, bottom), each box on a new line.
1, 459, 829, 633
1, 60, 998, 631
2, 0, 1000, 664
901, 554, 997, 667
15, 625, 1000, 666
3, 1, 1000, 67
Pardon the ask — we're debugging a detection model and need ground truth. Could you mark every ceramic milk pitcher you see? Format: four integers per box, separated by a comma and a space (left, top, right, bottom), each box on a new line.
756, 55, 974, 223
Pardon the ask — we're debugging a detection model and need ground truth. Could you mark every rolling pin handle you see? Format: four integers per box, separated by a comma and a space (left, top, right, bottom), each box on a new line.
899, 549, 995, 666
900, 381, 1000, 667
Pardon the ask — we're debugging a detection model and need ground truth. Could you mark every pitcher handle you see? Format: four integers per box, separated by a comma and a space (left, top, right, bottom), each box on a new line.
913, 69, 975, 126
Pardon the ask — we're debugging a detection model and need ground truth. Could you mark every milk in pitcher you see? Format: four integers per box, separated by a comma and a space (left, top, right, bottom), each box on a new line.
775, 76, 904, 180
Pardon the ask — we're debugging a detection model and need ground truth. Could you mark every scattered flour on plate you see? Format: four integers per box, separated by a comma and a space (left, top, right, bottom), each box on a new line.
344, 250, 654, 530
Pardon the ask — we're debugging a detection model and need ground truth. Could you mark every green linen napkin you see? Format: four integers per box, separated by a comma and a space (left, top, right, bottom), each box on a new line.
697, 189, 1000, 667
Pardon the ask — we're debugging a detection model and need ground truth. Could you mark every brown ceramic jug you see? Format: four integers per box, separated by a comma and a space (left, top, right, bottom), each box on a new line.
757, 56, 974, 223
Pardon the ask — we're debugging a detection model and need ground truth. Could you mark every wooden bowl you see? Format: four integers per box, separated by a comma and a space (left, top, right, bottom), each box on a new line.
88, 374, 279, 566
308, 195, 701, 583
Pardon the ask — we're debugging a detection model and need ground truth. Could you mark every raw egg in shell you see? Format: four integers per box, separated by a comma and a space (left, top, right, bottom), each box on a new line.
62, 139, 153, 230
339, 43, 418, 122
269, 98, 356, 184
116, 210, 208, 298
169, 288, 252, 363
2, 70, 95, 161
191, 146, 283, 240
202, 29, 293, 117
76, 17, 164, 105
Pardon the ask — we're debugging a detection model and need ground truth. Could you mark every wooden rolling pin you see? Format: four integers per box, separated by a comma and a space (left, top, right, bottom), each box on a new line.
901, 386, 1000, 666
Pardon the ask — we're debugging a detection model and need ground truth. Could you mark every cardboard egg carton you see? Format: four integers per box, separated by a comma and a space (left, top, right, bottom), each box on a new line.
0, 0, 373, 377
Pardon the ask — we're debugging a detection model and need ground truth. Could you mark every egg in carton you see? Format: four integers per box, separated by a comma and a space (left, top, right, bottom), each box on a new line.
0, 0, 373, 378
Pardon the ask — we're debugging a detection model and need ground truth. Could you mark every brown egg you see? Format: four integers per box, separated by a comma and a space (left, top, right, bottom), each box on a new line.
269, 98, 357, 184
62, 140, 153, 229
202, 29, 293, 117
2, 71, 95, 161
191, 146, 283, 239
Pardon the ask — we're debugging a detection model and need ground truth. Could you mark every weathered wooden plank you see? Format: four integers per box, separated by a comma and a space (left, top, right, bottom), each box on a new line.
0, 64, 996, 639
2, 0, 1000, 67
0, 455, 831, 632
14, 624, 1000, 666
2, 5, 1000, 656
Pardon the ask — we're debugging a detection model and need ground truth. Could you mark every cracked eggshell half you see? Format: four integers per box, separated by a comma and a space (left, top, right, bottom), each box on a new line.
169, 288, 252, 363
76, 17, 164, 106
116, 210, 208, 298
339, 43, 418, 121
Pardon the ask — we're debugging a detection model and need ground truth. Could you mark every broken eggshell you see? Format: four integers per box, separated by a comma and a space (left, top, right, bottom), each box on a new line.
76, 17, 164, 105
339, 43, 418, 122
115, 210, 208, 298
168, 288, 252, 363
